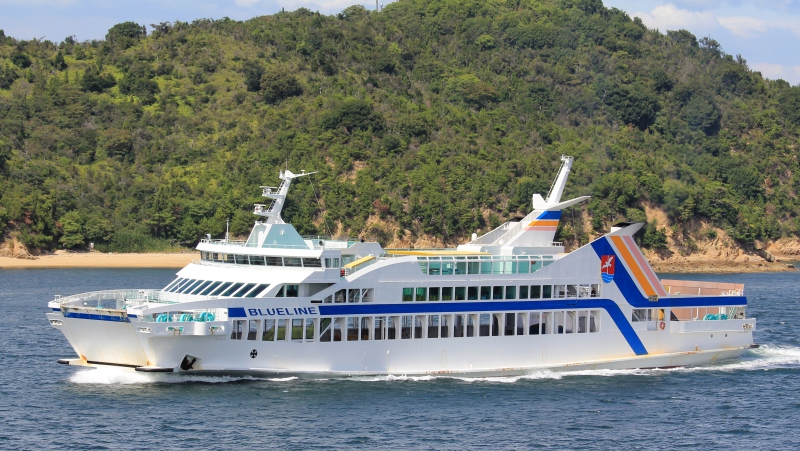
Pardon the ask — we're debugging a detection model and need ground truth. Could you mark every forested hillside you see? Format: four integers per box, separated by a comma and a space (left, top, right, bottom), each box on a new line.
1, 0, 799, 255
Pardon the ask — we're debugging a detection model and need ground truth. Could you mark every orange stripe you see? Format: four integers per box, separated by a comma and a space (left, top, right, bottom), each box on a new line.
527, 220, 559, 227
623, 236, 667, 297
610, 236, 656, 297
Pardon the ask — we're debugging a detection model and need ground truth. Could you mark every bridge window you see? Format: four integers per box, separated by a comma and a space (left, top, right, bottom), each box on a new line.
250, 256, 265, 265
266, 257, 282, 266
221, 282, 244, 297
245, 284, 269, 298
284, 257, 302, 267
209, 282, 232, 296
303, 258, 322, 268
232, 283, 255, 297
188, 281, 212, 295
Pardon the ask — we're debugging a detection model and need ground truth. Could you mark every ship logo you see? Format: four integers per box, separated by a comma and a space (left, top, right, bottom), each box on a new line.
601, 255, 615, 283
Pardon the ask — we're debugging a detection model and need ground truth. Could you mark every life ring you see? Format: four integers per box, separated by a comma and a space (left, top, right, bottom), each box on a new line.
659, 321, 666, 330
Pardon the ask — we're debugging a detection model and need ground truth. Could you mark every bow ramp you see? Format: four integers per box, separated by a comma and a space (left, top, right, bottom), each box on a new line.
458, 155, 590, 256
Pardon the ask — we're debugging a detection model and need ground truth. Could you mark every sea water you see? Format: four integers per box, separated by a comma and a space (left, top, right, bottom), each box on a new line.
1, 268, 799, 449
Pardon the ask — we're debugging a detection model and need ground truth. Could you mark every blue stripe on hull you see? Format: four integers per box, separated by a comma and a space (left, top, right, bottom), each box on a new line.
318, 300, 648, 356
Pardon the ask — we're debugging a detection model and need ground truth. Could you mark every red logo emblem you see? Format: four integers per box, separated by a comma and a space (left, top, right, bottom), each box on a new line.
601, 255, 615, 283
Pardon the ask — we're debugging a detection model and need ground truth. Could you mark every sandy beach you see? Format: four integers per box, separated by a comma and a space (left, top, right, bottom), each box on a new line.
0, 250, 794, 273
0, 251, 198, 269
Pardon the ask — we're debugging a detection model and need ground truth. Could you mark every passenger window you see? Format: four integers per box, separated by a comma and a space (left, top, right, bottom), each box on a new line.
231, 320, 245, 340
178, 280, 201, 294
429, 287, 440, 301
374, 317, 386, 340
454, 315, 465, 337
415, 287, 426, 302
442, 287, 453, 301
249, 256, 265, 265
263, 319, 275, 341
247, 320, 259, 340
305, 319, 315, 340
531, 285, 541, 299
291, 319, 304, 341
414, 316, 423, 339
266, 257, 283, 266
455, 261, 467, 275
480, 286, 491, 300
468, 286, 479, 300
519, 286, 529, 299
542, 285, 552, 299
401, 316, 413, 339
285, 285, 299, 297
455, 287, 466, 301
235, 254, 249, 264
492, 286, 503, 300
334, 289, 345, 303
479, 314, 491, 336
346, 317, 360, 341
591, 284, 600, 297
402, 288, 413, 302
518, 260, 530, 274
440, 315, 450, 338
428, 315, 439, 338
319, 318, 332, 342
467, 261, 480, 274
276, 319, 287, 340
505, 286, 516, 300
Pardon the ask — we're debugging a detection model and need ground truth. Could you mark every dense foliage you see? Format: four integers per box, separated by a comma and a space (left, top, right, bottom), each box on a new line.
1, 0, 798, 253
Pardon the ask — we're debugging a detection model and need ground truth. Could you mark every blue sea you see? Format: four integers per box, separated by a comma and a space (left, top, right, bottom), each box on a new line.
1, 268, 799, 450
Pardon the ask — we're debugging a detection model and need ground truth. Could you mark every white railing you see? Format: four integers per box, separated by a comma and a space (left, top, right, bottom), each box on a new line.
52, 289, 173, 310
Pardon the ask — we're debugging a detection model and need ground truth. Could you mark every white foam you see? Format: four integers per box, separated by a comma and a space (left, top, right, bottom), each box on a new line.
68, 368, 298, 385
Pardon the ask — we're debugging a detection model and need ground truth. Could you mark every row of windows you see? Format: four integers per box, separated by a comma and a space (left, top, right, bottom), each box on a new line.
417, 256, 554, 276
200, 251, 335, 268
163, 278, 269, 298
230, 310, 600, 342
401, 284, 602, 302
317, 288, 374, 303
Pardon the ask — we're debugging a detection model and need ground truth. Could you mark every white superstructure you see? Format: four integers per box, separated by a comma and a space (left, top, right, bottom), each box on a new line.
47, 157, 756, 376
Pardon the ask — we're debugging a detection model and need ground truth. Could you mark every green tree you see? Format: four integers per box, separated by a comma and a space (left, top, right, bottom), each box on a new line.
106, 22, 146, 50
260, 67, 303, 103
58, 211, 85, 249
242, 60, 264, 92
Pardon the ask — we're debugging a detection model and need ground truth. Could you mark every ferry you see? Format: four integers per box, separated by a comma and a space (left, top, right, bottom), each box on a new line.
47, 156, 756, 376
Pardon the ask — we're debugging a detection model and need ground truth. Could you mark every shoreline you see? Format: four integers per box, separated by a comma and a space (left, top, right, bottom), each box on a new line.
0, 251, 795, 273
0, 251, 198, 269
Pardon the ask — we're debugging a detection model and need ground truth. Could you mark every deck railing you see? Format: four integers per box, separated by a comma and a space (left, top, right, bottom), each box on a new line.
661, 279, 744, 296
52, 289, 173, 310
